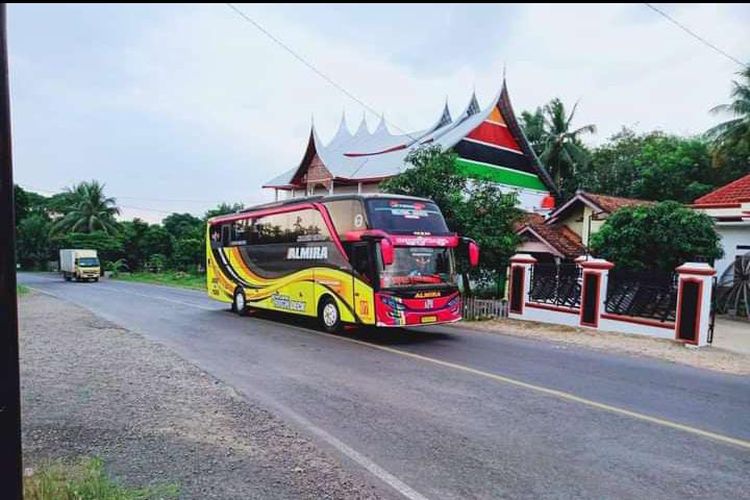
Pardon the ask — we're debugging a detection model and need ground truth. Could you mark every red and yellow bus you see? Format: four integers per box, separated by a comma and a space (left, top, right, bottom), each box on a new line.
206, 194, 479, 332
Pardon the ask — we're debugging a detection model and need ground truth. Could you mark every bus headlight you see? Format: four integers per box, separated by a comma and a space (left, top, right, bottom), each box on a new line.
380, 295, 405, 311
447, 295, 460, 310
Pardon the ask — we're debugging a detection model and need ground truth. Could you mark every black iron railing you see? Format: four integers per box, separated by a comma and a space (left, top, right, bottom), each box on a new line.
605, 269, 678, 322
529, 264, 582, 308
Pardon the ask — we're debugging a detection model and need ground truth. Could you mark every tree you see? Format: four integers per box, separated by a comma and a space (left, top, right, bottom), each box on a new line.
380, 145, 522, 294
163, 213, 203, 240
172, 238, 203, 271
51, 180, 120, 236
140, 225, 174, 260
16, 214, 53, 269
705, 66, 750, 186
204, 203, 244, 220
118, 218, 151, 271
589, 201, 723, 272
54, 231, 125, 266
706, 66, 750, 156
520, 108, 546, 151
14, 185, 47, 222
379, 146, 465, 230
456, 182, 522, 295
579, 129, 717, 203
521, 98, 596, 198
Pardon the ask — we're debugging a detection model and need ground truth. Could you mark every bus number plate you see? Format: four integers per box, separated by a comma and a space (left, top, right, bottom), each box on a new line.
420, 315, 437, 324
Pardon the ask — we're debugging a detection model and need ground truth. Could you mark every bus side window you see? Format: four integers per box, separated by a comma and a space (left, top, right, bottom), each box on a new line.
221, 224, 231, 247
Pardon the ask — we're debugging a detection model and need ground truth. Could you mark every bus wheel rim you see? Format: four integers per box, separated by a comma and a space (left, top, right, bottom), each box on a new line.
323, 303, 337, 327
236, 292, 245, 310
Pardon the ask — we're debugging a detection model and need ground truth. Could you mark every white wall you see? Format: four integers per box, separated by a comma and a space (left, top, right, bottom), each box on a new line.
714, 224, 750, 277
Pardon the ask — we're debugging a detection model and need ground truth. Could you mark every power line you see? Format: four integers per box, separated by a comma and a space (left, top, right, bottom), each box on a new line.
224, 3, 418, 139
644, 3, 748, 69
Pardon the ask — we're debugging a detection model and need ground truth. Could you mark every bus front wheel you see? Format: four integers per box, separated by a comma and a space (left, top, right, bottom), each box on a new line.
319, 296, 341, 333
233, 288, 249, 316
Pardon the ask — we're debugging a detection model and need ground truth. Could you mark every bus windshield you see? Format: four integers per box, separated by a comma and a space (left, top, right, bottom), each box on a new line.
380, 247, 456, 288
366, 199, 450, 235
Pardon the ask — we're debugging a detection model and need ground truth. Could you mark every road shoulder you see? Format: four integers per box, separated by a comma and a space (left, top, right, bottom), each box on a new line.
450, 318, 750, 376
19, 291, 383, 499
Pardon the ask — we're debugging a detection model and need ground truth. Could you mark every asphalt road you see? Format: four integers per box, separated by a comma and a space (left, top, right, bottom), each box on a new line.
19, 273, 750, 499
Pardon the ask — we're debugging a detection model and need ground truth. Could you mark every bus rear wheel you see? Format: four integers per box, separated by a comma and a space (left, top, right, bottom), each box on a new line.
319, 296, 341, 333
233, 288, 249, 316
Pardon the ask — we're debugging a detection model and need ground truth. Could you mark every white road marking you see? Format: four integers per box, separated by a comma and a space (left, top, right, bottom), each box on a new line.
26, 282, 430, 500
246, 390, 430, 500
30, 281, 750, 451
94, 284, 218, 311
30, 280, 750, 451
251, 318, 750, 451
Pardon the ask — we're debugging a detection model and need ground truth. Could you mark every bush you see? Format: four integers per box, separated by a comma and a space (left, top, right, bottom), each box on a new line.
590, 201, 723, 272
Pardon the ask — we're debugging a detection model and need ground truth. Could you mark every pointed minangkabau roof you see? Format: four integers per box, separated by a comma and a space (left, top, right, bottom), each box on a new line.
496, 79, 558, 195
327, 112, 352, 149
264, 77, 559, 197
436, 101, 452, 129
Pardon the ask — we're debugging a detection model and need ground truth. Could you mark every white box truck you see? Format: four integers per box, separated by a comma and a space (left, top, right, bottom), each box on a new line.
60, 249, 101, 282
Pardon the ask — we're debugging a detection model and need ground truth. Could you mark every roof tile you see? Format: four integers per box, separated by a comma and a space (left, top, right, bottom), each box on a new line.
693, 173, 750, 205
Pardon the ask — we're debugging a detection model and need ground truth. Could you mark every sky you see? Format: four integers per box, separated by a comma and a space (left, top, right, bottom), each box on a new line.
8, 3, 750, 223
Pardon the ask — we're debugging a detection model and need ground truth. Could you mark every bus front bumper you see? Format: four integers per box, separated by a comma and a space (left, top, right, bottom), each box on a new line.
374, 292, 462, 327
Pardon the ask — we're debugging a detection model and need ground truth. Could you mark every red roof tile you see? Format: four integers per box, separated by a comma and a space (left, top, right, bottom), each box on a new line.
693, 173, 750, 205
514, 211, 545, 231
580, 192, 654, 213
518, 222, 586, 259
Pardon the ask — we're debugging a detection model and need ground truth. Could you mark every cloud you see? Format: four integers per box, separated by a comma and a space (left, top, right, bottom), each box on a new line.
9, 3, 749, 222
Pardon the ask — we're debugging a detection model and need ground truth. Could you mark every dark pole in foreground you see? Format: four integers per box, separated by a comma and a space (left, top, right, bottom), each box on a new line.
0, 3, 22, 498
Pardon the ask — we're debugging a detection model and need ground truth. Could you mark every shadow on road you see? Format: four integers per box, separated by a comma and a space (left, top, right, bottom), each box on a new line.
225, 307, 455, 346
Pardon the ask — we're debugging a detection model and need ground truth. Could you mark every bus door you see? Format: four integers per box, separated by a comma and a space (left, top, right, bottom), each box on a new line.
350, 242, 376, 324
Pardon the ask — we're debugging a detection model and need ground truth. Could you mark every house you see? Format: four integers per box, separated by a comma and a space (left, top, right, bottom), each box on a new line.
515, 190, 654, 263
691, 173, 750, 277
263, 78, 558, 212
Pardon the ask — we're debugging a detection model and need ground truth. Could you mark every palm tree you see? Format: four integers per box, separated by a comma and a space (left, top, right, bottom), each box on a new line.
706, 66, 750, 154
520, 108, 546, 151
51, 180, 120, 236
537, 98, 597, 195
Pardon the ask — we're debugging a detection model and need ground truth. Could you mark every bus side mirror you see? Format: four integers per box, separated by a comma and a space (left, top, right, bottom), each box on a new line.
380, 238, 394, 267
468, 241, 479, 267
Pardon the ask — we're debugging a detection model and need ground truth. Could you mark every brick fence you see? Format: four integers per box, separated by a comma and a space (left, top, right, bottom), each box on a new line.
507, 254, 715, 347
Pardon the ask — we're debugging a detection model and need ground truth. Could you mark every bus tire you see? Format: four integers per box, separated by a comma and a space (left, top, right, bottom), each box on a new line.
318, 296, 341, 333
233, 287, 249, 316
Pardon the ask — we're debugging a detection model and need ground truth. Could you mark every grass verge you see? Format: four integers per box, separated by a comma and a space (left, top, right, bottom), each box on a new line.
113, 272, 206, 290
24, 456, 179, 500
17, 284, 30, 295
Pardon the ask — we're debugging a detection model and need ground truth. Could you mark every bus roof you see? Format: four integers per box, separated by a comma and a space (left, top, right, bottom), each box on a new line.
208, 193, 437, 223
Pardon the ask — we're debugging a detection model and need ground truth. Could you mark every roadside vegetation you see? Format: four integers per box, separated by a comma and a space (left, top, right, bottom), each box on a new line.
12, 68, 748, 297
113, 271, 206, 290
17, 284, 29, 295
24, 456, 179, 500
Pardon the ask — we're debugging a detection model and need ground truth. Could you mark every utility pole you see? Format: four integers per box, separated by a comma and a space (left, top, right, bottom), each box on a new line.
0, 3, 22, 498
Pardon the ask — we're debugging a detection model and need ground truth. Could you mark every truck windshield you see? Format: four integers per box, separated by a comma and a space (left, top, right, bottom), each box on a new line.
77, 257, 100, 267
380, 247, 456, 288
366, 199, 450, 235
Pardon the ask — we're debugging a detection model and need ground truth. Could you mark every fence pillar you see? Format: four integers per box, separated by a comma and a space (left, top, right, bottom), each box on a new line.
577, 258, 614, 329
674, 263, 715, 347
508, 254, 536, 318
